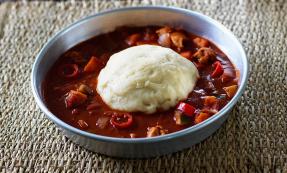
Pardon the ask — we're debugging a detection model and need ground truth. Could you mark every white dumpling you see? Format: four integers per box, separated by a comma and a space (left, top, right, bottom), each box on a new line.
97, 45, 199, 114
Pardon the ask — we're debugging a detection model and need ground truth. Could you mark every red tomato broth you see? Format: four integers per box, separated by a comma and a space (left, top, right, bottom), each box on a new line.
43, 26, 239, 138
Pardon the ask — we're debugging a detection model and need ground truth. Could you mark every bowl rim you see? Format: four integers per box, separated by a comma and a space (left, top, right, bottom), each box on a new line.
31, 5, 249, 144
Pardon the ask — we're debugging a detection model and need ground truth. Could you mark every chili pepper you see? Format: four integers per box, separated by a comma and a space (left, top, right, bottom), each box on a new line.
110, 113, 133, 129
176, 102, 196, 117
211, 61, 224, 78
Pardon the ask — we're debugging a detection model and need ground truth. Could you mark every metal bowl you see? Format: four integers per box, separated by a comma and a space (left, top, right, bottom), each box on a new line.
31, 6, 248, 158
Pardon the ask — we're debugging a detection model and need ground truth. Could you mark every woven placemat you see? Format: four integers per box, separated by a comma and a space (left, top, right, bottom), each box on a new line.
0, 0, 286, 172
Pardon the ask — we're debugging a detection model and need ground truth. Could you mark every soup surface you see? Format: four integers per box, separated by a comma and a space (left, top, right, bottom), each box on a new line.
43, 26, 239, 138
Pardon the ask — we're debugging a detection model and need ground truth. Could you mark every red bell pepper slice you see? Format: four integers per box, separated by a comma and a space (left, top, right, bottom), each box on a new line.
110, 113, 133, 129
176, 102, 196, 117
211, 61, 224, 78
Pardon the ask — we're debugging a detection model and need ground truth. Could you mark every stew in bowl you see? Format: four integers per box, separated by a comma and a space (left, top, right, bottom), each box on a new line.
43, 25, 239, 138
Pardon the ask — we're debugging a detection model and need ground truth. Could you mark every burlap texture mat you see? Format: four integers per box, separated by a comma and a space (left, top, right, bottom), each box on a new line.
0, 0, 286, 172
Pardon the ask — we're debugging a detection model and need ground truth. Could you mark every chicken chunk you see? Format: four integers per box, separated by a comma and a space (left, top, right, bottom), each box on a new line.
65, 90, 87, 108
147, 125, 167, 137
193, 37, 209, 47
170, 32, 187, 50
156, 26, 172, 35
193, 47, 216, 64
156, 26, 172, 47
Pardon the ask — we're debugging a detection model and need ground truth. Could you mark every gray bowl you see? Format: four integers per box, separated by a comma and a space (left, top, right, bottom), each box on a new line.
31, 6, 248, 158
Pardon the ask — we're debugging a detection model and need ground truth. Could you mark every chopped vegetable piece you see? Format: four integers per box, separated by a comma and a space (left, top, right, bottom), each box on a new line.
194, 112, 210, 124
176, 102, 196, 117
204, 96, 217, 105
170, 32, 187, 50
125, 33, 141, 46
110, 113, 133, 129
147, 125, 167, 137
77, 119, 89, 129
78, 84, 93, 95
193, 37, 209, 47
223, 85, 238, 97
193, 47, 216, 64
84, 56, 100, 73
180, 51, 192, 60
211, 61, 224, 78
58, 64, 79, 78
157, 33, 171, 47
65, 90, 87, 108
174, 110, 190, 125
204, 96, 219, 110
96, 117, 109, 129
